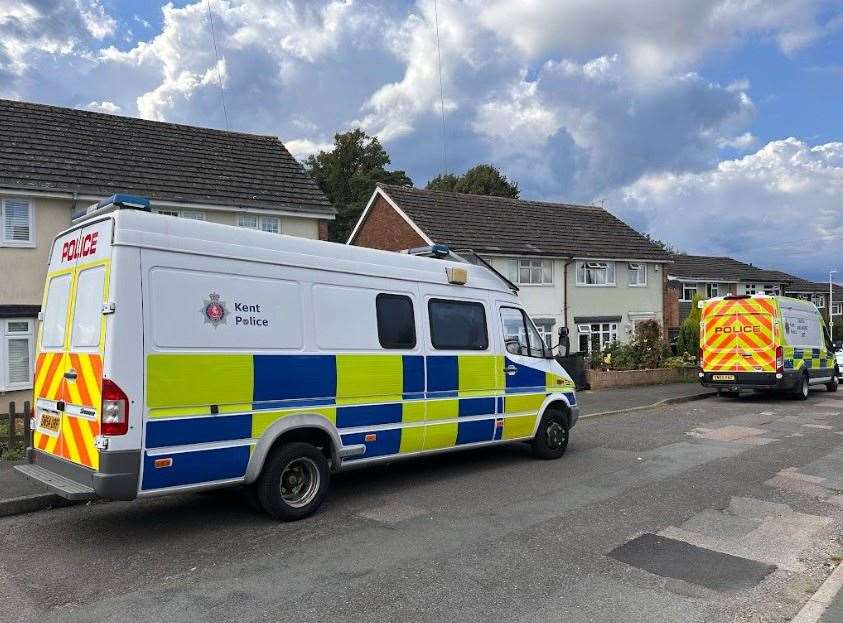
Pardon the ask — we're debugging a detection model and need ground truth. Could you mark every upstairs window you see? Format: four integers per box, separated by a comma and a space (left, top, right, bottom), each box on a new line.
1, 199, 33, 246
376, 294, 416, 349
627, 263, 646, 286
763, 284, 780, 295
500, 258, 552, 285
743, 283, 758, 295
681, 283, 698, 301
239, 214, 281, 234
576, 261, 616, 286
706, 283, 720, 298
155, 209, 206, 221
429, 299, 488, 351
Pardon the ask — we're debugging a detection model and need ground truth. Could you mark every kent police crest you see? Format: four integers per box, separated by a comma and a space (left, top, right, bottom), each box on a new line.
202, 292, 228, 327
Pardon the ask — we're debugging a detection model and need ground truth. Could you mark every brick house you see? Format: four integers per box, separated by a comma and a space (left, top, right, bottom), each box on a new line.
0, 98, 334, 412
348, 183, 671, 354
665, 254, 792, 340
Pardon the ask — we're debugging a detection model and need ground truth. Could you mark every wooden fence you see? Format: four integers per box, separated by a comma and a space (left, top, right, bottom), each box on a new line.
1, 401, 31, 453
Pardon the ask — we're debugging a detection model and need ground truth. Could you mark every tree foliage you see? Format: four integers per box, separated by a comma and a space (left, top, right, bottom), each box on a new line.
677, 294, 703, 357
426, 164, 519, 198
304, 129, 412, 242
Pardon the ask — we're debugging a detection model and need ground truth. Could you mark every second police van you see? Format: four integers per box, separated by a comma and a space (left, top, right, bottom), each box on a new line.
16, 196, 579, 520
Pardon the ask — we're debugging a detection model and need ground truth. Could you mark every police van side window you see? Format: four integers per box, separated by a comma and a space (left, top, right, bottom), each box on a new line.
428, 299, 488, 350
376, 294, 416, 349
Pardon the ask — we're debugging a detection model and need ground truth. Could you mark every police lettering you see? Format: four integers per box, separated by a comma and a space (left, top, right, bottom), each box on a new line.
714, 325, 760, 334
60, 232, 98, 262
236, 315, 269, 327
234, 302, 261, 313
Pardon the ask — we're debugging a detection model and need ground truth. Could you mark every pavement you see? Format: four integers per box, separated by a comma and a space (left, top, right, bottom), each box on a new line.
2, 386, 843, 622
577, 381, 714, 416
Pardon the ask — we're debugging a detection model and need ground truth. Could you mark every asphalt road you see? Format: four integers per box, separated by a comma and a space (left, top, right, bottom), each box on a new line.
3, 389, 843, 623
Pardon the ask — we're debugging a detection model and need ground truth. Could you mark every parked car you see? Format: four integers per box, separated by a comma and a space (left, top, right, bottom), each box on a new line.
16, 195, 579, 521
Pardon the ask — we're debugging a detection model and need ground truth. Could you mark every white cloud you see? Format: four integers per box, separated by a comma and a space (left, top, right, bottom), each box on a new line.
607, 138, 843, 280
0, 0, 115, 77
82, 100, 120, 113
284, 138, 333, 161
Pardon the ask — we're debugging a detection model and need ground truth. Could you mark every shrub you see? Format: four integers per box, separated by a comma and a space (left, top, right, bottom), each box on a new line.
599, 320, 670, 370
663, 352, 697, 368
677, 294, 702, 357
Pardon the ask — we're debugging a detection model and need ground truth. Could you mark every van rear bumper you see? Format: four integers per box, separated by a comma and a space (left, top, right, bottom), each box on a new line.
17, 448, 140, 501
699, 371, 800, 390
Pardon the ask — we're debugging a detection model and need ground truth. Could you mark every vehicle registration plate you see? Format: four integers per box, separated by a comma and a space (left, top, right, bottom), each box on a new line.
39, 413, 61, 433
712, 374, 736, 382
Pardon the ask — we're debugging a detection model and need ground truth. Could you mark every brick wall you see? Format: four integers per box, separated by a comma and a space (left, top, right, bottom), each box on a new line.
318, 219, 329, 241
664, 281, 681, 332
349, 195, 427, 251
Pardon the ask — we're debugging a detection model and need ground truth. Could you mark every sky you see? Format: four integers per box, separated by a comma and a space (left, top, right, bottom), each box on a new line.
1, 0, 842, 281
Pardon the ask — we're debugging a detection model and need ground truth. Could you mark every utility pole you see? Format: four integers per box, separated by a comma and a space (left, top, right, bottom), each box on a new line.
831, 270, 838, 336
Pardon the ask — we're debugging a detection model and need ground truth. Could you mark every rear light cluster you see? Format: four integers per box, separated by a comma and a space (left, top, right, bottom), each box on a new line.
775, 346, 784, 373
101, 378, 129, 436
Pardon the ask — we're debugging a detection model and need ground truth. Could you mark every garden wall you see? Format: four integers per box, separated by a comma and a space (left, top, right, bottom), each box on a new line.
585, 367, 697, 390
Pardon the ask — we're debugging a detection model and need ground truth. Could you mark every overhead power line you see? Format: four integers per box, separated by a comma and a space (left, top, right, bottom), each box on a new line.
205, 0, 230, 130
433, 0, 447, 174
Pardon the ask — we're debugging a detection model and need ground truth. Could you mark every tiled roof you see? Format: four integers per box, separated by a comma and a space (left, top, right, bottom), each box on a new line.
668, 254, 791, 282
375, 184, 670, 261
0, 99, 334, 216
785, 277, 843, 295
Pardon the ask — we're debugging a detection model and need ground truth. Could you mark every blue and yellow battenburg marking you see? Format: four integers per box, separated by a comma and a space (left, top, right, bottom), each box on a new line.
782, 346, 834, 371
141, 353, 575, 490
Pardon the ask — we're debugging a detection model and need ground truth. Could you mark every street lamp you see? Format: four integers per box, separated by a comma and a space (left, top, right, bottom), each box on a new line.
831, 270, 839, 335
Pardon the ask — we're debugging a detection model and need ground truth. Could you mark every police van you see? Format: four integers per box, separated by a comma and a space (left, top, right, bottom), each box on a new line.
699, 294, 839, 399
16, 195, 578, 520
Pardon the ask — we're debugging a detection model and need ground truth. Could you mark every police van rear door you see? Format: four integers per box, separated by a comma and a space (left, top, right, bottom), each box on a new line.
33, 218, 112, 471
702, 296, 777, 374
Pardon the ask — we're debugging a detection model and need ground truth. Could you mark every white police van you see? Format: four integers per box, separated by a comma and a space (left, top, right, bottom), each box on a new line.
17, 195, 578, 520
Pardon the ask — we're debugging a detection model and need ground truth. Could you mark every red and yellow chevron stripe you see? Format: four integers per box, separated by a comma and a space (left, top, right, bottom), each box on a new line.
32, 351, 102, 470
701, 298, 777, 373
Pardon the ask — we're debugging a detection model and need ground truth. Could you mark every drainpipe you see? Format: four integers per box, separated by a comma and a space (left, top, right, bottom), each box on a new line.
562, 258, 574, 355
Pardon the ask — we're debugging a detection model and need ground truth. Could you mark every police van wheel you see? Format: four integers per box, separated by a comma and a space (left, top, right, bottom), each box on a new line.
794, 373, 810, 401
531, 410, 569, 460
257, 442, 329, 521
828, 370, 839, 393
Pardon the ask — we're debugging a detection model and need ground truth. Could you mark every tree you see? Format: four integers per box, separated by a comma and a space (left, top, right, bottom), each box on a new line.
304, 129, 412, 242
426, 164, 519, 198
677, 294, 703, 357
644, 233, 681, 255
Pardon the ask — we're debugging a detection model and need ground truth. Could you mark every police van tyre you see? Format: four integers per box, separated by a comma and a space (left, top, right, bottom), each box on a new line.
794, 372, 810, 401
531, 408, 569, 460
828, 368, 839, 393
257, 442, 330, 521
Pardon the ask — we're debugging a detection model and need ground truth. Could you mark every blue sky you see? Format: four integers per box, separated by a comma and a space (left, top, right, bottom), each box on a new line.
1, 1, 842, 281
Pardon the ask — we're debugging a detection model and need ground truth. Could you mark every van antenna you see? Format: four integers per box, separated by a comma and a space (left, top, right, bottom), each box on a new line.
433, 0, 447, 174
205, 0, 230, 130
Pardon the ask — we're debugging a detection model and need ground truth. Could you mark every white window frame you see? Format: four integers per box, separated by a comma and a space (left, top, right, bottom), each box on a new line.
531, 317, 556, 349
813, 294, 826, 309
576, 261, 616, 287
706, 283, 720, 298
238, 213, 282, 234
0, 318, 35, 391
680, 282, 698, 302
743, 283, 759, 295
763, 284, 780, 295
832, 303, 842, 316
154, 209, 206, 221
577, 322, 618, 354
627, 263, 646, 287
1, 198, 35, 247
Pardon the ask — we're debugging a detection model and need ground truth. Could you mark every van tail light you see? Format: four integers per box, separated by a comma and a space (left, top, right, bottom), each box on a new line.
101, 378, 129, 436
775, 346, 784, 373
698, 347, 704, 370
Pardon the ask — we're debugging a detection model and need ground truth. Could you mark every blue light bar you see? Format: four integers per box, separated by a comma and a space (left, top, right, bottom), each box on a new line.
95, 194, 151, 211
